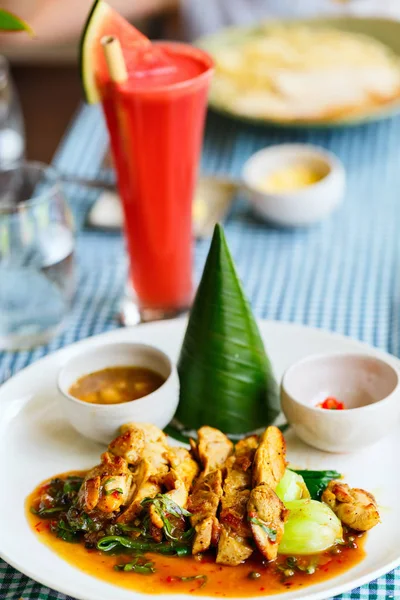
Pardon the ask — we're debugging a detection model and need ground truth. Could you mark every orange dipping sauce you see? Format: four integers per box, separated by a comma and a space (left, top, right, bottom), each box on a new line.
27, 472, 366, 597
68, 366, 165, 405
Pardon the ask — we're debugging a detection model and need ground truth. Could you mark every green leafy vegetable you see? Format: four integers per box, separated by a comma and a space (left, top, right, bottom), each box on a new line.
97, 535, 191, 556
65, 507, 100, 533
176, 546, 190, 557
141, 494, 191, 519
278, 500, 343, 555
30, 506, 64, 516
141, 494, 192, 541
51, 519, 81, 543
31, 476, 86, 534
173, 575, 208, 588
176, 224, 280, 435
49, 508, 100, 542
35, 476, 84, 513
291, 470, 341, 500
276, 469, 310, 503
114, 557, 156, 574
163, 424, 191, 444
249, 517, 277, 541
62, 477, 84, 495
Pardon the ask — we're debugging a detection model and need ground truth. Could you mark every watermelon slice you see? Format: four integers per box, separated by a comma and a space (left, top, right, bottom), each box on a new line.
0, 9, 34, 35
79, 0, 151, 104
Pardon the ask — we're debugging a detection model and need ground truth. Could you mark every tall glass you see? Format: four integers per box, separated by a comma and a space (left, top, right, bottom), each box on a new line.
101, 42, 213, 324
0, 55, 25, 167
0, 162, 75, 350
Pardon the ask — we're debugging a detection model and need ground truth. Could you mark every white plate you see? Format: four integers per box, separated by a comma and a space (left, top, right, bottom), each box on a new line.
0, 319, 398, 600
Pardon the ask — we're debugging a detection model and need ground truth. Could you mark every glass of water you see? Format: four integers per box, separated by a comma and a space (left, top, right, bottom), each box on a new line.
0, 55, 25, 166
0, 162, 75, 350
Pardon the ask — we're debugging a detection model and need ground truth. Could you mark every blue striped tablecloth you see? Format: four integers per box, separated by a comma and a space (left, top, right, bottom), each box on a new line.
1, 104, 400, 599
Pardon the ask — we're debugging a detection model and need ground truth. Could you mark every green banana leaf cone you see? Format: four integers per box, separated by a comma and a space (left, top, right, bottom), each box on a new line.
174, 224, 280, 437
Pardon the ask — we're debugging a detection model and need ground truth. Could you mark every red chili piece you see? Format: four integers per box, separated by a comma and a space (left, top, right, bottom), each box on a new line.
318, 397, 345, 410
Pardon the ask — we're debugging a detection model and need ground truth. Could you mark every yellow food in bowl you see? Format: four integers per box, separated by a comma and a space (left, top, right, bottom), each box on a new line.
257, 164, 325, 194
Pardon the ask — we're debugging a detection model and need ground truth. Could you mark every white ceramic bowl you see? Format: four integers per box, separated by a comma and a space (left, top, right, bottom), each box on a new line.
281, 352, 400, 453
242, 143, 346, 227
58, 342, 179, 444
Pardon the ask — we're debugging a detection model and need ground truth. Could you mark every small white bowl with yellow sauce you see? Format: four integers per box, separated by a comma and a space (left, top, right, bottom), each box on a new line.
242, 144, 346, 227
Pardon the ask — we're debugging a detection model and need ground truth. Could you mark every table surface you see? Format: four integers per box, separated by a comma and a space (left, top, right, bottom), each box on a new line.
1, 100, 400, 600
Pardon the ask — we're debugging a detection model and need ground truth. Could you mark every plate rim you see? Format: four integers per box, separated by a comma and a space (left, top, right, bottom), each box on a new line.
1, 317, 399, 600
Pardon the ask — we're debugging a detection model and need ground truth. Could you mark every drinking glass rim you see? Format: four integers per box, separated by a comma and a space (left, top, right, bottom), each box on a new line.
0, 54, 9, 88
0, 160, 62, 215
116, 41, 215, 97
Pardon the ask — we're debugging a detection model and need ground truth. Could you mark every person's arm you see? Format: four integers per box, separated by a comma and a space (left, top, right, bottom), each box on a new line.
1, 0, 178, 46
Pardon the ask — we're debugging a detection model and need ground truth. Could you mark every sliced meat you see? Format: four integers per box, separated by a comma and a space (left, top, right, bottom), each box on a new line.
146, 447, 200, 531
81, 476, 100, 512
108, 426, 145, 464
122, 422, 170, 472
216, 528, 254, 566
321, 481, 380, 532
78, 452, 133, 514
188, 469, 224, 554
187, 427, 232, 555
252, 426, 286, 490
165, 446, 200, 498
117, 423, 169, 523
161, 469, 189, 510
118, 459, 162, 523
248, 484, 288, 561
121, 422, 166, 439
217, 436, 259, 566
193, 515, 221, 554
195, 426, 233, 474
247, 427, 288, 561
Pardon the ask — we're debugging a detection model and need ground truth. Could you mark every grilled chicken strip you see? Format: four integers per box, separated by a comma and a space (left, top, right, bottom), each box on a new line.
108, 425, 145, 464
216, 436, 259, 566
321, 481, 380, 532
166, 447, 200, 493
117, 423, 169, 523
149, 447, 200, 530
252, 426, 286, 490
248, 426, 288, 561
248, 484, 288, 560
189, 427, 233, 554
188, 470, 224, 554
78, 451, 133, 513
195, 426, 234, 474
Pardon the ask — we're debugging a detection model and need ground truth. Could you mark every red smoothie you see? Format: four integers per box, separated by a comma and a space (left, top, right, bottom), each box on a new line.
101, 42, 213, 313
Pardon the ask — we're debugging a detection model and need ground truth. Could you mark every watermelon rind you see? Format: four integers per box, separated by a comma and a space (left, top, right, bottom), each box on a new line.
79, 0, 111, 104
